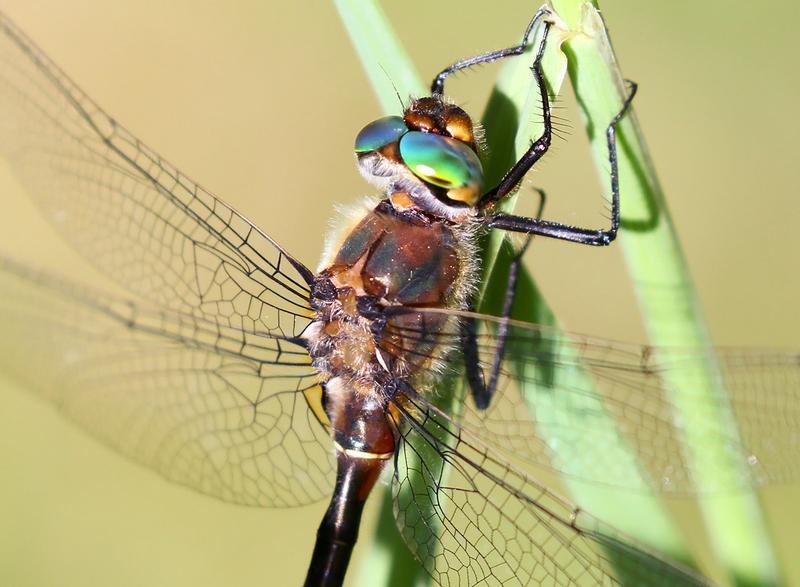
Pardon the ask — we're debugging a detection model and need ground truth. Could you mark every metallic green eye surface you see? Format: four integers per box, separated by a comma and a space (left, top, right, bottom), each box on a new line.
354, 116, 407, 153
399, 131, 483, 192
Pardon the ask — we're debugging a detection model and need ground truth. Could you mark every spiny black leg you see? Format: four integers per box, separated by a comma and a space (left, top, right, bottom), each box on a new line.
477, 18, 553, 208
483, 235, 534, 396
461, 318, 489, 408
483, 81, 638, 246
463, 190, 545, 410
431, 7, 552, 96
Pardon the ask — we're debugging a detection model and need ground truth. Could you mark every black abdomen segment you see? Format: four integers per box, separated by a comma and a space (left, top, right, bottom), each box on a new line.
304, 450, 387, 587
304, 379, 395, 587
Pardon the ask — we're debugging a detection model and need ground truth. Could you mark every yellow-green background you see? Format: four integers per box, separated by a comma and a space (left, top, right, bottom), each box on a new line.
0, 1, 798, 585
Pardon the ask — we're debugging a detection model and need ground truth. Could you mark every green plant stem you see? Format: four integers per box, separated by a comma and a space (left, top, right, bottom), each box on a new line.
334, 0, 423, 113
551, 0, 780, 584
480, 15, 694, 578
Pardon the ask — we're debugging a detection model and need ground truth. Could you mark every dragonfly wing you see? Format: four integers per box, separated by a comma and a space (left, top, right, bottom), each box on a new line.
0, 12, 313, 340
385, 307, 800, 494
0, 258, 333, 507
390, 390, 709, 586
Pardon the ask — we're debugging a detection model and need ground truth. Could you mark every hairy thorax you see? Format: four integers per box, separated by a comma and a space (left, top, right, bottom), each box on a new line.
304, 197, 478, 401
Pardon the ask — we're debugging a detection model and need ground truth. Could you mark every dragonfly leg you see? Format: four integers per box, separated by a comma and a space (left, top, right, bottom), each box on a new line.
475, 13, 554, 209
463, 190, 544, 410
482, 81, 638, 246
430, 7, 552, 95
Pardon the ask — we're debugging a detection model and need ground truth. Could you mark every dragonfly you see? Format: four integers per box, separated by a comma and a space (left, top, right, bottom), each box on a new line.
0, 6, 797, 587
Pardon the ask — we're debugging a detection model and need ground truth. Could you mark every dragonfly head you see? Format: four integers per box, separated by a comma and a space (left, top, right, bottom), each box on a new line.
354, 96, 484, 220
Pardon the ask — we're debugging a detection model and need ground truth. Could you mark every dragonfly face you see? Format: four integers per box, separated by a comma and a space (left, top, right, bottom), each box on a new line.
1, 3, 791, 577
355, 98, 484, 218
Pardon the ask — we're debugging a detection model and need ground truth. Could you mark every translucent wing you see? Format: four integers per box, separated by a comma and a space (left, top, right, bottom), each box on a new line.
0, 258, 333, 507
0, 12, 313, 340
391, 390, 710, 586
384, 307, 800, 494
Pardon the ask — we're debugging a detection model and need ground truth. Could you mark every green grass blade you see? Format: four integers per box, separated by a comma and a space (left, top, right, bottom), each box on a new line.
477, 16, 694, 583
550, 0, 780, 583
333, 0, 424, 106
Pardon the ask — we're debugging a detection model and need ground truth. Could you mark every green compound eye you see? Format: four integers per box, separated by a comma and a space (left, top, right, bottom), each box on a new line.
399, 131, 483, 203
354, 116, 408, 153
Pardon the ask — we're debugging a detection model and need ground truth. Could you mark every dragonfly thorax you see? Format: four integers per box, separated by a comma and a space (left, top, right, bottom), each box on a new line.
305, 199, 479, 399
354, 96, 484, 223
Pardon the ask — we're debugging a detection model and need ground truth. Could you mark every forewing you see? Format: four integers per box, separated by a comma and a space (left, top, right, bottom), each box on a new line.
0, 12, 313, 340
0, 258, 333, 507
391, 391, 709, 586
384, 308, 800, 494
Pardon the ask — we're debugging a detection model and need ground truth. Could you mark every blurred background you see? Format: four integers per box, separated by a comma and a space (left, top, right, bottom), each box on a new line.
0, 0, 797, 585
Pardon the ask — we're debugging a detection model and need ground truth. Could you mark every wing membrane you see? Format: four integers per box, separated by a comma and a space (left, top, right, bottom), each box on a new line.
0, 12, 313, 342
384, 307, 800, 494
0, 258, 332, 507
392, 390, 709, 586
